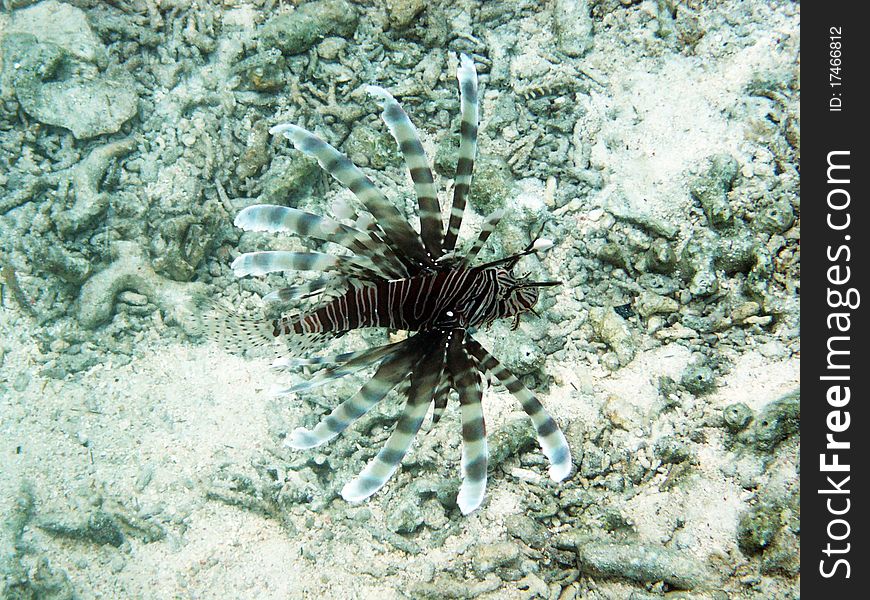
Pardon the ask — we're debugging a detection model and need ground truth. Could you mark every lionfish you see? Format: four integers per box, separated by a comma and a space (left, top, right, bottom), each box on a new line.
215, 55, 572, 514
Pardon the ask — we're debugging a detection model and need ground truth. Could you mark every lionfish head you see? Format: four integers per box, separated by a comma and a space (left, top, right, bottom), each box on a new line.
496, 268, 561, 320
510, 284, 541, 313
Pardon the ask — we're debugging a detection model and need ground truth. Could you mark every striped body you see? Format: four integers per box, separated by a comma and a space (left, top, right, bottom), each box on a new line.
276, 267, 532, 336
213, 54, 572, 515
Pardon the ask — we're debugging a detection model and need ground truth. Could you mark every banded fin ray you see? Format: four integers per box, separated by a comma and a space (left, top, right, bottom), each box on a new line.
443, 54, 480, 253
270, 124, 433, 270
464, 209, 504, 264
270, 338, 406, 395
367, 86, 443, 260
330, 197, 413, 278
428, 380, 451, 429
341, 335, 445, 503
235, 205, 406, 279
286, 346, 417, 449
447, 332, 488, 514
231, 251, 373, 279
262, 277, 338, 304
465, 336, 572, 482
272, 339, 405, 369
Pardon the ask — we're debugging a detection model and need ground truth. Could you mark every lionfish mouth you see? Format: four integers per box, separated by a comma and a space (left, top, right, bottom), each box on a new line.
209, 54, 573, 515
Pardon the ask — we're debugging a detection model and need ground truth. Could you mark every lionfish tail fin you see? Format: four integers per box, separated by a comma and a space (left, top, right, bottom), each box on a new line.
205, 300, 333, 363
202, 300, 275, 358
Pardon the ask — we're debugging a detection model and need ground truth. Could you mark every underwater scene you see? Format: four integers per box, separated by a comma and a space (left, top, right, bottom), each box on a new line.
0, 1, 799, 598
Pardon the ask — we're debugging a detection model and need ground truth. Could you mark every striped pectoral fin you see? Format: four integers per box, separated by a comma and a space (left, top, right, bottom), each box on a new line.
270, 339, 405, 396
270, 123, 431, 270
232, 251, 348, 277
340, 396, 430, 503
443, 54, 480, 253
524, 397, 572, 482
341, 340, 444, 503
286, 347, 413, 449
235, 251, 382, 281
447, 336, 488, 514
428, 380, 451, 429
273, 339, 404, 370
463, 209, 505, 264
234, 204, 340, 237
367, 86, 443, 259
262, 278, 336, 304
237, 205, 409, 280
347, 235, 410, 280
357, 224, 411, 279
465, 337, 572, 482
236, 206, 367, 259
457, 396, 488, 515
329, 198, 411, 279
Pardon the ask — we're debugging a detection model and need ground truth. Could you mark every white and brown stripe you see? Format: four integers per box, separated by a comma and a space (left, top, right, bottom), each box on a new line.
286, 344, 417, 449
235, 204, 408, 279
446, 332, 488, 514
